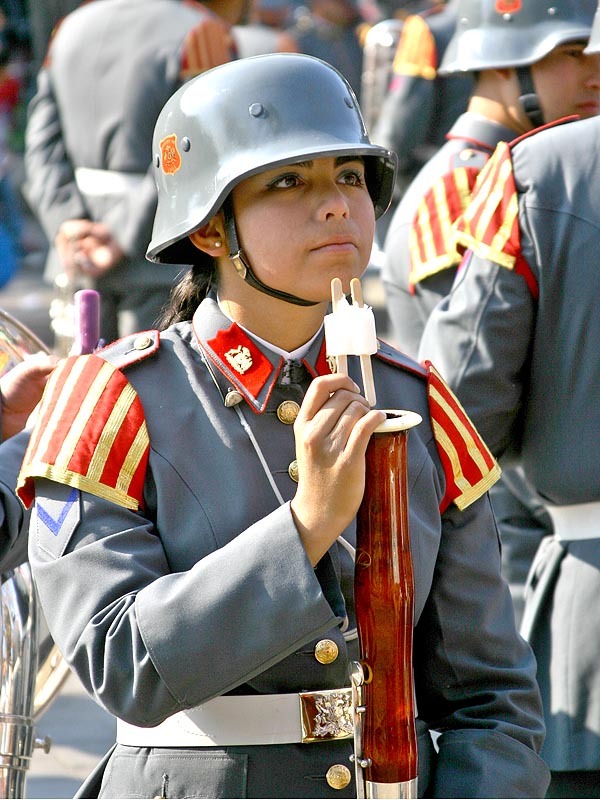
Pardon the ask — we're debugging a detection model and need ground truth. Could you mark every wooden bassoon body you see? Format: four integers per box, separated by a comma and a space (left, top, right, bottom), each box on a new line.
351, 411, 421, 799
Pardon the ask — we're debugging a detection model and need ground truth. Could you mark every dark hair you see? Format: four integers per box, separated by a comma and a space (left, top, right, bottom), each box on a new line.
157, 259, 216, 328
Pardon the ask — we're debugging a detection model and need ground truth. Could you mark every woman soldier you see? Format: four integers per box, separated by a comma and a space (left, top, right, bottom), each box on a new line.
19, 54, 548, 798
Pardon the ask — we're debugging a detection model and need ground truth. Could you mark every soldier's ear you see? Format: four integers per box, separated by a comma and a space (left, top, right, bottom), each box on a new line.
189, 216, 227, 256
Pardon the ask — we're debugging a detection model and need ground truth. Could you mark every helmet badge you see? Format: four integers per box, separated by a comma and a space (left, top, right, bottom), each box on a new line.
160, 134, 182, 175
495, 0, 522, 13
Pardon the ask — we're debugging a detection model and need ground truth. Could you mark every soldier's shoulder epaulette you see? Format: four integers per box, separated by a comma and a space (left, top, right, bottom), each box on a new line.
409, 158, 485, 286
17, 353, 150, 512
424, 361, 500, 512
179, 13, 234, 81
453, 141, 539, 297
392, 14, 437, 80
97, 330, 160, 370
508, 114, 578, 149
374, 339, 428, 380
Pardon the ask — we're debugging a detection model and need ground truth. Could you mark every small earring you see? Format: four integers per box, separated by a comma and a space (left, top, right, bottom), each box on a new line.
214, 240, 222, 248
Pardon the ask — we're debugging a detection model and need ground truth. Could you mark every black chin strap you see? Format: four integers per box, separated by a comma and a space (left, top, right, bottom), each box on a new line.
222, 197, 319, 307
516, 66, 545, 129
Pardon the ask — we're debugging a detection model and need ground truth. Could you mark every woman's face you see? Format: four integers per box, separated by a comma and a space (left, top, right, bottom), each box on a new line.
230, 155, 376, 304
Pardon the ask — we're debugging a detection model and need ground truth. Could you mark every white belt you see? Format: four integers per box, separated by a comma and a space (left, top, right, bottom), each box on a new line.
75, 167, 146, 197
545, 502, 600, 542
116, 689, 353, 748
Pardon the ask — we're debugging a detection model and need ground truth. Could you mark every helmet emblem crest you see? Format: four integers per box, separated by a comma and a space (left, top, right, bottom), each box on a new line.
495, 0, 522, 13
160, 134, 182, 175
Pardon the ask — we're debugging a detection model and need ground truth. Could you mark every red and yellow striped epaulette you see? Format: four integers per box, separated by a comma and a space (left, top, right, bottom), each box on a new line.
391, 14, 437, 80
17, 354, 150, 512
425, 361, 500, 512
408, 160, 484, 288
179, 13, 234, 80
453, 140, 539, 297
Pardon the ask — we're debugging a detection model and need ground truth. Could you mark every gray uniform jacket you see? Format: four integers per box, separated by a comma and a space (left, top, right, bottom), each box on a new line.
23, 297, 549, 797
0, 424, 30, 571
23, 0, 234, 294
383, 113, 550, 625
419, 115, 600, 771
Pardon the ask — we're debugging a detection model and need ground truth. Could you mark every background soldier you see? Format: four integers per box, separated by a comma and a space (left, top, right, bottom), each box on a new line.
372, 0, 471, 235
23, 0, 241, 346
383, 0, 600, 622
420, 9, 600, 797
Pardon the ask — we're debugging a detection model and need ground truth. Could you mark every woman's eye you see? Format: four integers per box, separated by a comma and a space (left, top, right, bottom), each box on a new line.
270, 173, 301, 189
340, 170, 366, 187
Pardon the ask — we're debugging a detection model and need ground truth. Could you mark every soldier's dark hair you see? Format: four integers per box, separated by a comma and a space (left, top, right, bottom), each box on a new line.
158, 260, 217, 328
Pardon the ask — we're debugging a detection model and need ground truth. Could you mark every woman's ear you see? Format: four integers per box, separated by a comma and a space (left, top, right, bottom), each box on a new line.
189, 217, 226, 256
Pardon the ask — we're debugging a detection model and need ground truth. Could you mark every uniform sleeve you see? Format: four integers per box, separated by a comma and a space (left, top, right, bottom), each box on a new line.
419, 251, 534, 458
27, 480, 337, 727
415, 491, 549, 797
0, 431, 31, 571
23, 66, 88, 243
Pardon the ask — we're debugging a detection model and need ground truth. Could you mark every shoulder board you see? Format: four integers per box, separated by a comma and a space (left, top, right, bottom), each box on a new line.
374, 339, 428, 380
508, 114, 578, 149
453, 141, 537, 297
179, 15, 234, 80
17, 354, 150, 512
424, 361, 500, 512
409, 163, 483, 286
392, 15, 437, 80
97, 330, 160, 370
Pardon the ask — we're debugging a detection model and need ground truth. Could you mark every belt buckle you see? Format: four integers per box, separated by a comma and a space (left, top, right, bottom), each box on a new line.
299, 688, 353, 743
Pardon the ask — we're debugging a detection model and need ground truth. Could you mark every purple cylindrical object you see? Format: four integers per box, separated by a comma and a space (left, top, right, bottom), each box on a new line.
72, 289, 100, 355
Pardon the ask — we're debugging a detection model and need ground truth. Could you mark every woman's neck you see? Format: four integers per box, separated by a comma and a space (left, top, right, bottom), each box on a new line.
217, 292, 328, 352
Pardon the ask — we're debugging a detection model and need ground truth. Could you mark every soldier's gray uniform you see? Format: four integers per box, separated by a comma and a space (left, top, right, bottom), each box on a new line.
21, 295, 549, 798
382, 113, 551, 623
420, 114, 600, 785
23, 0, 235, 343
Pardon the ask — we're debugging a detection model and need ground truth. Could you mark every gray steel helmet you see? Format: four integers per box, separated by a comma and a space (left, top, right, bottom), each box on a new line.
439, 0, 597, 75
584, 3, 600, 54
147, 53, 397, 266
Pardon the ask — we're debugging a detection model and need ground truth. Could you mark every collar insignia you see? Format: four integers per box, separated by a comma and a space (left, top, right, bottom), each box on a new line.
225, 344, 253, 374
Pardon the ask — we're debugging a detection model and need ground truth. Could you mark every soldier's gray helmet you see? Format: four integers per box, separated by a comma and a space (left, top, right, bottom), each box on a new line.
439, 0, 597, 75
584, 3, 600, 54
147, 53, 397, 265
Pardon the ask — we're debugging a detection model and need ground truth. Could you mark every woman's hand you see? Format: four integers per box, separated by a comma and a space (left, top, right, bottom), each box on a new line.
0, 353, 59, 440
290, 373, 385, 565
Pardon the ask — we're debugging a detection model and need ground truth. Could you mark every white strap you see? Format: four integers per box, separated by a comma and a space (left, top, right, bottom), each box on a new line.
75, 167, 146, 197
545, 502, 600, 542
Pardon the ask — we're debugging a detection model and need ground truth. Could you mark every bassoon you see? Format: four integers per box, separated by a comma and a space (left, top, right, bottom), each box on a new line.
326, 278, 420, 799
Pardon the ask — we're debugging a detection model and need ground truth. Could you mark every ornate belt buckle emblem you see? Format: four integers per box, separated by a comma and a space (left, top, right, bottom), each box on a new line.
299, 688, 353, 743
225, 345, 253, 374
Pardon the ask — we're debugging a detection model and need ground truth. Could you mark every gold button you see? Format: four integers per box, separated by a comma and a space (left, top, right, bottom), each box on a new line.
314, 639, 339, 664
133, 334, 153, 351
288, 459, 299, 482
224, 389, 243, 407
276, 400, 300, 424
326, 764, 352, 790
